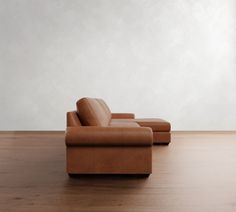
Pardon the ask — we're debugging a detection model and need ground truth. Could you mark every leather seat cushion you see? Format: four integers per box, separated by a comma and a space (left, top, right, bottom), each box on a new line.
109, 120, 140, 128
135, 118, 171, 132
111, 118, 171, 132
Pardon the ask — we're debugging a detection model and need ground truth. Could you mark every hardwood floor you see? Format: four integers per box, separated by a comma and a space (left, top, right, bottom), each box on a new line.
0, 131, 236, 212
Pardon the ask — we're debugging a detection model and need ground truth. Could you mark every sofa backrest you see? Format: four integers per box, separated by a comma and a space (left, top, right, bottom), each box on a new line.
67, 111, 82, 127
76, 98, 111, 126
96, 98, 112, 119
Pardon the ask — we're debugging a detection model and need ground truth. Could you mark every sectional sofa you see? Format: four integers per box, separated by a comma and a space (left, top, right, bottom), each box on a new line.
65, 97, 171, 175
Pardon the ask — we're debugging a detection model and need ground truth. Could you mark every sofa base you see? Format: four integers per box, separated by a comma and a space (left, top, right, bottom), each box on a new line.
66, 146, 152, 174
153, 132, 171, 145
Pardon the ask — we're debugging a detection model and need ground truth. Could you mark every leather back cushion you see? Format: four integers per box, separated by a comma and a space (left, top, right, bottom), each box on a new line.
96, 98, 112, 118
67, 111, 82, 127
76, 98, 111, 126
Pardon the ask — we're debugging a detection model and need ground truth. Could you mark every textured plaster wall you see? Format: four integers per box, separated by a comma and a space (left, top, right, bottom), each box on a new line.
0, 0, 236, 130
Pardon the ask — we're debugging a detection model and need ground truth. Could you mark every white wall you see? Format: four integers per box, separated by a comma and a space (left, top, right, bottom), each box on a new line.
0, 0, 236, 130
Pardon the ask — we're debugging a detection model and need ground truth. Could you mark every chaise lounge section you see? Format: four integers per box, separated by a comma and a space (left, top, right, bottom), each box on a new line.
110, 117, 171, 145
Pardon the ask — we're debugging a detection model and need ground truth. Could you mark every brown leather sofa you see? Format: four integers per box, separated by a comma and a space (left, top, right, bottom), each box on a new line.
65, 97, 171, 175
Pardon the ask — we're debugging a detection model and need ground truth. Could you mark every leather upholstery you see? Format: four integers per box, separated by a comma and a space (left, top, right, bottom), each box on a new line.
135, 119, 171, 132
72, 97, 171, 144
76, 98, 111, 126
111, 118, 171, 132
66, 97, 171, 175
67, 111, 82, 127
111, 113, 135, 119
153, 132, 171, 144
66, 126, 153, 146
67, 147, 152, 174
109, 120, 140, 127
97, 98, 112, 118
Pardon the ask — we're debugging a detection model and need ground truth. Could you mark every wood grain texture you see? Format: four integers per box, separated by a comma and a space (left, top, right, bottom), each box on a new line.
0, 131, 236, 212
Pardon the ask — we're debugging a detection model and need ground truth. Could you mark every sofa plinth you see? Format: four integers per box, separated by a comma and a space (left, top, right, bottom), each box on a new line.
66, 146, 152, 174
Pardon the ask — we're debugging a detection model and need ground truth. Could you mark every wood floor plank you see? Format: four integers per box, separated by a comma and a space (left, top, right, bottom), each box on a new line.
0, 131, 236, 211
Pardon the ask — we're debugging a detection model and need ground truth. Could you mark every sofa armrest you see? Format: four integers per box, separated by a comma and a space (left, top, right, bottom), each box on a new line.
65, 126, 153, 147
111, 113, 135, 119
